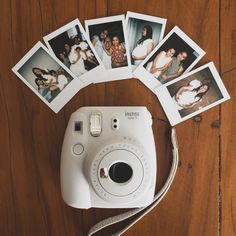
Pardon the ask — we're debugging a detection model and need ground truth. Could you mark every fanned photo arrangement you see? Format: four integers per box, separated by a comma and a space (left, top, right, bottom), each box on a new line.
12, 13, 230, 120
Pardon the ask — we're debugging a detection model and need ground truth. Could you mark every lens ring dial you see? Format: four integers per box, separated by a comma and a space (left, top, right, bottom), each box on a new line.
90, 140, 151, 203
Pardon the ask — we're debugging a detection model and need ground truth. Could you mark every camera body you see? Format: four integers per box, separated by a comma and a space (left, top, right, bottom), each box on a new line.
60, 107, 156, 209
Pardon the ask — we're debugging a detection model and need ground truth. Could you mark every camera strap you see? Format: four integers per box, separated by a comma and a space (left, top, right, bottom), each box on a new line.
88, 128, 179, 236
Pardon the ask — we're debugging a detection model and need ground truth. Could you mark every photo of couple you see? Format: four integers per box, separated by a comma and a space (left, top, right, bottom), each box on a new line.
146, 48, 188, 84
144, 32, 199, 85
86, 20, 128, 69
45, 25, 99, 78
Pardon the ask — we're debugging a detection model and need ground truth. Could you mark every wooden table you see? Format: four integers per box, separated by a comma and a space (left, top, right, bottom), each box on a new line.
0, 0, 235, 235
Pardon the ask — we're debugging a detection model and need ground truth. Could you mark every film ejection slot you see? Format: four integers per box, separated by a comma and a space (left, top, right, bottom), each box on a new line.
90, 112, 102, 137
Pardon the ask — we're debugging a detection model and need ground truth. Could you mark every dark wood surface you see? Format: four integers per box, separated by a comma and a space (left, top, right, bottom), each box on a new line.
0, 0, 235, 235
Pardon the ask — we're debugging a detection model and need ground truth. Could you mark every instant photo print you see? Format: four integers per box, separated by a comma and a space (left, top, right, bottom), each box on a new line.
133, 26, 206, 92
85, 15, 132, 82
155, 62, 230, 126
12, 42, 85, 113
43, 19, 106, 85
126, 11, 167, 70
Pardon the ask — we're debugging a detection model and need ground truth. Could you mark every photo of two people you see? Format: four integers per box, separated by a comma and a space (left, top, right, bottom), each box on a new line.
144, 32, 200, 85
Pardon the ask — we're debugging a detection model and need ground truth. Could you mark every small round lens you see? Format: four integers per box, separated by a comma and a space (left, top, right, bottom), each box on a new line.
109, 162, 133, 183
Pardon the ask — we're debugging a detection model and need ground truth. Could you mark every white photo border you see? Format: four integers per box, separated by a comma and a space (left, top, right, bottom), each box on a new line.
125, 11, 167, 71
43, 18, 106, 85
85, 14, 133, 82
12, 41, 85, 113
133, 26, 206, 92
155, 62, 230, 126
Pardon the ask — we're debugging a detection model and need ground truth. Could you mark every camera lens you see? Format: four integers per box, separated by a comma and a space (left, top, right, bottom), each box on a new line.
109, 162, 133, 183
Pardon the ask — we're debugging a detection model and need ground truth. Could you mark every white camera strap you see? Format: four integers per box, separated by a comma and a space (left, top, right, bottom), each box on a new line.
88, 128, 179, 236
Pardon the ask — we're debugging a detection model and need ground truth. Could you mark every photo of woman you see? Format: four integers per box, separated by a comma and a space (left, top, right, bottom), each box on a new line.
172, 80, 210, 110
155, 63, 230, 126
131, 25, 154, 65
126, 12, 166, 68
166, 65, 224, 118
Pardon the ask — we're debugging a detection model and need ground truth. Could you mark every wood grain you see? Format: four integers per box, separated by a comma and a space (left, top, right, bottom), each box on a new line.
0, 0, 233, 235
221, 1, 236, 236
221, 70, 236, 236
221, 0, 236, 74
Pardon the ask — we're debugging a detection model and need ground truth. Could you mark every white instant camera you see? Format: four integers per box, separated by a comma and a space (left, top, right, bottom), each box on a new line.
60, 107, 156, 209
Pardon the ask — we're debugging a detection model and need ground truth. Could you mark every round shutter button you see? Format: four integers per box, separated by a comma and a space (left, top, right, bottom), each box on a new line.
73, 143, 84, 155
